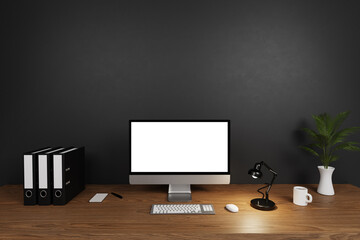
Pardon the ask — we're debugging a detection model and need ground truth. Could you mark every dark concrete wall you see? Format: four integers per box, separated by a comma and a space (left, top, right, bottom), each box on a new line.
2, 0, 360, 186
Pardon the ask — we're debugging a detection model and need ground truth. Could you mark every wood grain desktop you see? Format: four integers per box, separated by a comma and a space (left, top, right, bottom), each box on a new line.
1, 184, 360, 239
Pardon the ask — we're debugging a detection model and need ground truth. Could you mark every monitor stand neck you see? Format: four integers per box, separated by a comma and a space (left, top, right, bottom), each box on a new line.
168, 184, 192, 202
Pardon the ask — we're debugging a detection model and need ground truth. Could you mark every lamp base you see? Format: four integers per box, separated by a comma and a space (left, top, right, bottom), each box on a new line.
250, 198, 276, 211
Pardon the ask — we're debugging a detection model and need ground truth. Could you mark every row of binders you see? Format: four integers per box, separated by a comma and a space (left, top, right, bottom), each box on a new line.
23, 147, 85, 205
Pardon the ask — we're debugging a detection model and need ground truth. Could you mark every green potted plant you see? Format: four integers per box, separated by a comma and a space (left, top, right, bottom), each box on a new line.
300, 111, 360, 195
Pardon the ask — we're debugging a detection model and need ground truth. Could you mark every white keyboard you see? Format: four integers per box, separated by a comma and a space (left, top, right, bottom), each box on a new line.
150, 204, 215, 215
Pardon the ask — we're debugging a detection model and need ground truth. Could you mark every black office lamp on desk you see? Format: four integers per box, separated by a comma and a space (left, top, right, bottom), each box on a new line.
248, 161, 278, 211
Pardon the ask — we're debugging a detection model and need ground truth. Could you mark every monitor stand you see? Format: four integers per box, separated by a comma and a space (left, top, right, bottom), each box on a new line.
168, 184, 192, 202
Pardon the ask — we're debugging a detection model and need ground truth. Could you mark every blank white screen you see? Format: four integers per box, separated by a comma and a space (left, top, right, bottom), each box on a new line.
131, 122, 228, 172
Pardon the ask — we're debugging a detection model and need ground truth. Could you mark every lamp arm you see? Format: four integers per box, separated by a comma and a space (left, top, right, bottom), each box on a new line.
260, 162, 278, 200
256, 184, 268, 199
265, 172, 277, 200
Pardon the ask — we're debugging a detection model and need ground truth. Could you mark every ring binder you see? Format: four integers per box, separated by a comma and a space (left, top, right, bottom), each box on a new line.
38, 147, 66, 205
53, 147, 85, 205
23, 147, 52, 205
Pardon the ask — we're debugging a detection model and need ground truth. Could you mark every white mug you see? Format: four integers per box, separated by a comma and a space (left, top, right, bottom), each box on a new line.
293, 186, 313, 206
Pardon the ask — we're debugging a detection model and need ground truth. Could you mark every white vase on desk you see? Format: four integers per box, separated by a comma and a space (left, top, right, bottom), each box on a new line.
317, 166, 335, 195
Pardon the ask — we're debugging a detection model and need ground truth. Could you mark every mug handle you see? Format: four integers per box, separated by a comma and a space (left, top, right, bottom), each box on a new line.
306, 193, 313, 203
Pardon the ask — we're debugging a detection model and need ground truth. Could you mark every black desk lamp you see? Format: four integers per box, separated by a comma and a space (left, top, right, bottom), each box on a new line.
248, 161, 278, 211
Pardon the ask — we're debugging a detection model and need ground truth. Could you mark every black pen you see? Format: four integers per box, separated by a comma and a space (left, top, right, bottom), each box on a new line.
111, 192, 123, 199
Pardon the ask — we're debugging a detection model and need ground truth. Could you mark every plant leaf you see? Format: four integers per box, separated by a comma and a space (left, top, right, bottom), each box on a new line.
312, 114, 327, 136
309, 143, 322, 150
330, 127, 360, 145
329, 155, 338, 163
333, 142, 360, 151
343, 145, 360, 151
299, 146, 319, 157
331, 111, 350, 134
301, 128, 319, 141
334, 142, 360, 151
321, 113, 332, 137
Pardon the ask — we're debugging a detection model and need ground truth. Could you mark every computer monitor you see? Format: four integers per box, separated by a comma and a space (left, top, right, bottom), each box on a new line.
129, 120, 230, 202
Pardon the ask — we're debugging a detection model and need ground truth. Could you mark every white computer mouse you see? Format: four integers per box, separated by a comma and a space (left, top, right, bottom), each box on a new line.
225, 204, 239, 213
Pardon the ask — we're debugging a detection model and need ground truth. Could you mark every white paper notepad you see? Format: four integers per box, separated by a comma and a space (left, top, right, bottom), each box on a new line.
89, 193, 108, 203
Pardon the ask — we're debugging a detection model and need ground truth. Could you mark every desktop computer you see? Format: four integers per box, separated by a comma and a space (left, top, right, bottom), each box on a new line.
129, 120, 230, 202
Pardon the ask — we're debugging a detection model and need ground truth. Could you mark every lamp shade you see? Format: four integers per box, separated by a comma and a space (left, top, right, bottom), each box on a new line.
248, 168, 262, 179
248, 162, 263, 179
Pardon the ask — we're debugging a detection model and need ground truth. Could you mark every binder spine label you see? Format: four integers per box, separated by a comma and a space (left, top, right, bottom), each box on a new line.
38, 155, 48, 189
24, 155, 33, 189
54, 155, 63, 188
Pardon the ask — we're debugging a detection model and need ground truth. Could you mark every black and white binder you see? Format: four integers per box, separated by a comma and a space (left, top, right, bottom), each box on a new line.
38, 147, 66, 205
53, 147, 85, 205
23, 147, 52, 205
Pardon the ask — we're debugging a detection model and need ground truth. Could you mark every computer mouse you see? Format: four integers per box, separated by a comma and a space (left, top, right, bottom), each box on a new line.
225, 204, 239, 213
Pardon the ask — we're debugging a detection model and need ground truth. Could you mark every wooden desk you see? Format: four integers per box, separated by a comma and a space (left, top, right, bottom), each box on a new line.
1, 184, 360, 239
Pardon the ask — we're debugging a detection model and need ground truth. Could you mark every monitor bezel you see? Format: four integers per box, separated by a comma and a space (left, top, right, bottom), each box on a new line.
129, 120, 230, 175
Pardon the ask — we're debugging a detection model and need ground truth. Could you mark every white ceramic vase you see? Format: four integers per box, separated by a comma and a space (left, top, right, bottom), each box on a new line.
317, 166, 335, 195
